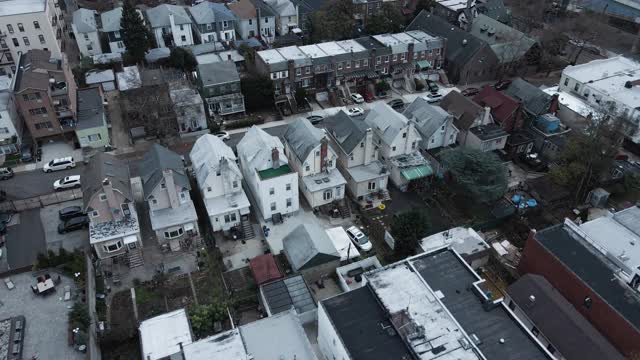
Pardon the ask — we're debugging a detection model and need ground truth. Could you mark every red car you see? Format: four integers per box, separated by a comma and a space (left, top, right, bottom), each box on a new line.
494, 79, 512, 91
363, 92, 374, 102
461, 87, 480, 97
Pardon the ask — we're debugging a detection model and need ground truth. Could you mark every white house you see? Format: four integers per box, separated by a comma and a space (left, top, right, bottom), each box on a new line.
323, 111, 390, 209
141, 144, 199, 248
403, 97, 458, 150
237, 126, 299, 221
283, 118, 346, 208
228, 0, 259, 40
146, 4, 194, 48
188, 2, 236, 43
191, 134, 250, 233
0, 76, 20, 155
72, 8, 101, 57
264, 0, 299, 36
85, 69, 116, 92
100, 7, 136, 54
364, 103, 431, 191
0, 0, 63, 77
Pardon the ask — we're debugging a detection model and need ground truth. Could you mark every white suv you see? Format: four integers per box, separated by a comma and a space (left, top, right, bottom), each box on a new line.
43, 157, 76, 173
346, 226, 372, 252
54, 175, 81, 191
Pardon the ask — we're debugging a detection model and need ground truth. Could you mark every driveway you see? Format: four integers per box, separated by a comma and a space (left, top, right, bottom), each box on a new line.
5, 209, 45, 270
41, 200, 89, 253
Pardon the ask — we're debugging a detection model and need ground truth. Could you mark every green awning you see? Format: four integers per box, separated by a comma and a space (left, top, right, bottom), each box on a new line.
416, 60, 431, 70
401, 165, 433, 181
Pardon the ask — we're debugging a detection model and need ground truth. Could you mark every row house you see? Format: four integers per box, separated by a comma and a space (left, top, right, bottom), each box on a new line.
0, 0, 63, 78
196, 61, 245, 117
188, 2, 236, 43
169, 83, 208, 135
11, 49, 76, 141
403, 96, 458, 151
146, 4, 194, 48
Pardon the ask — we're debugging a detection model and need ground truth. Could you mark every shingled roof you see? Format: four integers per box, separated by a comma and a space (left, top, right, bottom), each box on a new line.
82, 152, 131, 209
140, 144, 190, 200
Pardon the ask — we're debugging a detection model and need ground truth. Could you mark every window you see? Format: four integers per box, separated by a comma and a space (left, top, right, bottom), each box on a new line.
34, 21, 40, 29
508, 300, 515, 310
103, 241, 122, 253
90, 210, 99, 218
84, 33, 89, 41
265, 17, 269, 23
531, 326, 539, 336
164, 227, 184, 239
99, 193, 107, 201
11, 38, 18, 47
401, 53, 405, 61
302, 78, 310, 87
269, 187, 275, 195
402, 132, 406, 138
17, 23, 23, 32
271, 72, 277, 80
384, 55, 389, 63
368, 181, 376, 190
6, 25, 13, 34
363, 59, 368, 67
286, 183, 291, 191
286, 198, 292, 207
360, 142, 364, 148
337, 63, 342, 70
87, 133, 102, 142
0, 39, 6, 49
305, 66, 310, 74
563, 78, 569, 86
296, 68, 302, 76
323, 189, 333, 200
392, 146, 396, 151
207, 186, 212, 192
233, 180, 238, 188
305, 165, 310, 171
346, 61, 351, 69
29, 107, 47, 115
151, 199, 158, 205
270, 202, 276, 211
355, 60, 360, 68
583, 296, 592, 309
38, 35, 45, 44
376, 56, 381, 65
22, 37, 29, 46
224, 213, 237, 223
393, 54, 398, 62
181, 35, 186, 42
411, 141, 416, 150
546, 345, 555, 355
574, 82, 579, 91
249, 19, 252, 25
179, 25, 184, 31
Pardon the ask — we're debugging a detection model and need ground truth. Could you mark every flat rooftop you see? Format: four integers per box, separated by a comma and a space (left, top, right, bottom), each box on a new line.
257, 49, 286, 64
182, 329, 249, 360
316, 41, 348, 56
276, 45, 308, 60
405, 30, 439, 42
436, 0, 468, 11
336, 39, 367, 53
0, 0, 46, 16
298, 44, 329, 59
139, 309, 193, 360
420, 227, 490, 258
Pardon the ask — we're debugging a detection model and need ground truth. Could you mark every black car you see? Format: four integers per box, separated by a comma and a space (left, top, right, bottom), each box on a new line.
494, 79, 512, 91
0, 167, 13, 180
461, 87, 480, 97
59, 206, 85, 221
387, 99, 405, 111
306, 115, 324, 125
20, 144, 33, 162
58, 216, 89, 234
426, 80, 439, 93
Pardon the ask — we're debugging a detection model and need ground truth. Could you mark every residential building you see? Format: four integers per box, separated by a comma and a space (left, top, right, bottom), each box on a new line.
518, 208, 640, 356
85, 69, 116, 92
0, 75, 20, 156
146, 4, 194, 48
0, 0, 63, 77
253, 0, 277, 43
363, 103, 431, 191
419, 226, 490, 269
526, 113, 571, 160
237, 126, 299, 221
141, 144, 198, 247
100, 7, 141, 54
440, 90, 508, 151
542, 85, 595, 132
504, 77, 555, 121
505, 274, 625, 360
351, 0, 399, 25
196, 61, 245, 117
318, 247, 554, 360
190, 134, 250, 233
403, 96, 458, 150
473, 85, 523, 133
264, 0, 299, 35
323, 110, 390, 208
557, 56, 640, 143
75, 87, 109, 149
169, 83, 207, 135
283, 118, 346, 208
139, 309, 193, 360
407, 11, 499, 84
82, 152, 142, 260
283, 223, 340, 283
188, 2, 236, 43
71, 8, 101, 57
433, 0, 477, 26
228, 0, 260, 40
11, 49, 76, 141
476, 0, 511, 24
468, 14, 536, 66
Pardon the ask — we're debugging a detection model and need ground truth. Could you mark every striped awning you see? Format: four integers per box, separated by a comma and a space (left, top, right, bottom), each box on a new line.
343, 69, 379, 81
416, 60, 431, 70
401, 165, 433, 181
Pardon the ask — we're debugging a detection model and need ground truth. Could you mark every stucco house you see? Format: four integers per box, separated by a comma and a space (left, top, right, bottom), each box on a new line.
75, 87, 110, 149
323, 111, 390, 209
283, 118, 346, 209
83, 153, 142, 264
72, 8, 102, 57
191, 134, 251, 233
403, 97, 458, 151
188, 2, 236, 43
141, 144, 199, 249
237, 126, 299, 221
146, 4, 194, 48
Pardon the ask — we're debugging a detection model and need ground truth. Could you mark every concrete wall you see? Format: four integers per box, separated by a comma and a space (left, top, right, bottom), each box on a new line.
317, 303, 351, 360
300, 259, 340, 284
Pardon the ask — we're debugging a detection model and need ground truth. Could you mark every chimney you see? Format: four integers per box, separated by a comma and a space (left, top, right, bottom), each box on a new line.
363, 128, 374, 166
320, 137, 328, 173
405, 121, 416, 153
466, 0, 473, 9
549, 93, 559, 115
271, 148, 280, 169
407, 43, 415, 64
482, 106, 492, 125
288, 59, 295, 84
227, 54, 232, 61
163, 169, 180, 209
102, 178, 122, 221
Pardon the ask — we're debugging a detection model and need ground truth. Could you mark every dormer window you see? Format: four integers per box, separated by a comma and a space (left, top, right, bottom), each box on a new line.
99, 193, 107, 201
161, 182, 166, 189
233, 180, 238, 188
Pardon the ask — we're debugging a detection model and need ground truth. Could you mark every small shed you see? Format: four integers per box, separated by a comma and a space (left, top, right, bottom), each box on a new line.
250, 254, 283, 286
283, 224, 340, 283
85, 69, 116, 92
116, 66, 142, 91
259, 275, 316, 322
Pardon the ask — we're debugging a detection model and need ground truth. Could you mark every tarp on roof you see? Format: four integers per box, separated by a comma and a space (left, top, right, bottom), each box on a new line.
401, 165, 433, 180
250, 254, 283, 285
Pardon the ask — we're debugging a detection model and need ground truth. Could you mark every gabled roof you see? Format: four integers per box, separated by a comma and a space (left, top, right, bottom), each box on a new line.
189, 2, 236, 24
252, 0, 276, 17
507, 274, 624, 360
322, 111, 369, 155
505, 78, 553, 116
76, 87, 105, 131
228, 0, 257, 19
265, 0, 297, 16
197, 61, 239, 86
440, 90, 482, 130
73, 8, 98, 33
140, 144, 190, 199
469, 14, 535, 63
237, 126, 288, 173
283, 224, 339, 272
473, 86, 520, 125
283, 118, 324, 162
477, 0, 511, 24
250, 254, 283, 285
403, 97, 453, 139
407, 11, 486, 67
190, 134, 240, 186
82, 152, 132, 209
146, 4, 192, 28
364, 103, 411, 145
100, 7, 123, 33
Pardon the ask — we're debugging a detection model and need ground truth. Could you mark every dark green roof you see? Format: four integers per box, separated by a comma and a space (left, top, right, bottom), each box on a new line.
258, 164, 292, 180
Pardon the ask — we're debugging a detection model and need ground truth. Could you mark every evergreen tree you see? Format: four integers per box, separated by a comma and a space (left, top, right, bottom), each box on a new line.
120, 0, 152, 63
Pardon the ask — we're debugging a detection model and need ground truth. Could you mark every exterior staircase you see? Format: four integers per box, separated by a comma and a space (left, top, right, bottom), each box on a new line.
380, 190, 392, 202
241, 218, 255, 239
126, 248, 144, 269
336, 199, 351, 219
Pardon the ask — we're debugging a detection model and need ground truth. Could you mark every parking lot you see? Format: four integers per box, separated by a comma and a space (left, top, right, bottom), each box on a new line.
0, 272, 83, 360
40, 200, 89, 253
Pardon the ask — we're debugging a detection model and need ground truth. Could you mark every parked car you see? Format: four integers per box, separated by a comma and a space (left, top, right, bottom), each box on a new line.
57, 215, 89, 234
53, 175, 81, 191
59, 206, 85, 221
347, 107, 364, 116
0, 212, 12, 225
214, 131, 230, 141
425, 93, 443, 103
494, 79, 512, 91
350, 93, 365, 104
43, 157, 76, 173
0, 167, 13, 180
388, 99, 405, 111
426, 80, 439, 93
20, 144, 33, 162
461, 87, 480, 97
307, 115, 324, 125
346, 226, 372, 252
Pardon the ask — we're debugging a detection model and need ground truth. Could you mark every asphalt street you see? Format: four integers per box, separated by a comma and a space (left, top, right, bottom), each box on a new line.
0, 164, 85, 200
